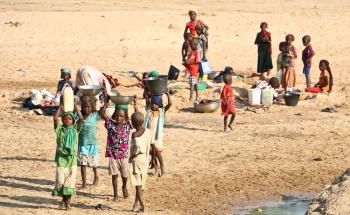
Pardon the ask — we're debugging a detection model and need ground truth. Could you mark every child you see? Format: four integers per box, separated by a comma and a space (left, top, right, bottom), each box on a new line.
302, 35, 315, 88
184, 38, 200, 100
254, 77, 281, 101
214, 66, 234, 83
276, 42, 286, 84
79, 96, 100, 189
221, 74, 236, 131
305, 60, 333, 93
130, 112, 152, 212
254, 22, 273, 77
281, 34, 297, 91
101, 95, 138, 201
195, 24, 207, 60
182, 33, 193, 64
57, 67, 74, 93
144, 91, 172, 177
52, 102, 83, 210
183, 9, 209, 38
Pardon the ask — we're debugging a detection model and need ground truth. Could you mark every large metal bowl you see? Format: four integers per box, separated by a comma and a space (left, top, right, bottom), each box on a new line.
108, 91, 133, 105
78, 85, 101, 96
194, 99, 220, 113
144, 75, 168, 96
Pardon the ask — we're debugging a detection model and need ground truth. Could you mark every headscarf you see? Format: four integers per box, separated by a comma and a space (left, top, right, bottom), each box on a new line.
149, 70, 160, 77
61, 67, 71, 74
151, 95, 163, 108
189, 9, 198, 15
115, 104, 129, 110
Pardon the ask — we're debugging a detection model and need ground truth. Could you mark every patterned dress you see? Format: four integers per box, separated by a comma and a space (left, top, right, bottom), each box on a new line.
221, 84, 236, 116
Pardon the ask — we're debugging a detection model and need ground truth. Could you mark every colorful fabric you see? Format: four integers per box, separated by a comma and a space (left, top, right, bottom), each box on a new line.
149, 71, 159, 77
305, 87, 322, 93
105, 119, 133, 159
303, 66, 311, 76
302, 44, 315, 67
52, 166, 77, 196
115, 104, 129, 110
79, 112, 99, 147
186, 50, 200, 76
143, 108, 164, 150
281, 45, 297, 68
151, 95, 163, 108
54, 124, 79, 168
221, 84, 236, 116
186, 20, 204, 37
254, 31, 273, 73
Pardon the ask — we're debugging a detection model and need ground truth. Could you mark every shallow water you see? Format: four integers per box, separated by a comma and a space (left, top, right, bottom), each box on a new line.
246, 197, 310, 215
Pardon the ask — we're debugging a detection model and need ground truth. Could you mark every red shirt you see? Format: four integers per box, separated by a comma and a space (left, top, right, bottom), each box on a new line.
186, 50, 200, 76
186, 20, 204, 37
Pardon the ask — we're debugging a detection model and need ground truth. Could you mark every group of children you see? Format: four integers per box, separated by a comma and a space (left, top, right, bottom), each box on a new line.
52, 68, 172, 212
182, 9, 209, 100
255, 22, 333, 94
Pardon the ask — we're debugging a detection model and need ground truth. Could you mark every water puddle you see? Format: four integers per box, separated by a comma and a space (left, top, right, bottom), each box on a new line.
234, 196, 310, 215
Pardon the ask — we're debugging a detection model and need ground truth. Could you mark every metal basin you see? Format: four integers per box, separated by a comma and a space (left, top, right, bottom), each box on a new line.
144, 75, 168, 96
78, 85, 101, 96
108, 91, 133, 105
194, 99, 220, 113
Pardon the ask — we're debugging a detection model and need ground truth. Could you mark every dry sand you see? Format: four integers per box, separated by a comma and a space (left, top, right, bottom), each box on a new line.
1, 0, 350, 214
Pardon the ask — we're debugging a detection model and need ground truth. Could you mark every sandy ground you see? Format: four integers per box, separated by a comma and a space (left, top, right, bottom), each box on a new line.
1, 0, 350, 214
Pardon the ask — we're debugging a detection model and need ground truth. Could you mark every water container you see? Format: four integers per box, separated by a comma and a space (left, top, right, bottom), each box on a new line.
261, 87, 274, 106
168, 65, 180, 80
248, 88, 261, 105
199, 60, 212, 75
63, 86, 74, 112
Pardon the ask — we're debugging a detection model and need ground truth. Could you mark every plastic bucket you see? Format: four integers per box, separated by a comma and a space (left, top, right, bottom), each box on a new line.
248, 88, 261, 105
285, 93, 300, 106
261, 88, 274, 105
168, 65, 180, 80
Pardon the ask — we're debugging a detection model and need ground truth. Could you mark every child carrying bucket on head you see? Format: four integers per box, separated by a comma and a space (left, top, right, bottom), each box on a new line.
78, 96, 101, 189
129, 112, 152, 213
144, 91, 172, 177
52, 102, 83, 210
221, 74, 236, 132
101, 95, 138, 201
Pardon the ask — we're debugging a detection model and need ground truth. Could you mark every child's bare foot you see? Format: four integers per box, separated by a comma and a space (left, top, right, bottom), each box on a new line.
92, 176, 99, 187
139, 206, 145, 213
65, 202, 71, 211
111, 196, 119, 202
228, 124, 233, 131
122, 187, 129, 199
152, 167, 159, 177
58, 200, 65, 210
160, 167, 165, 176
132, 203, 138, 212
224, 127, 227, 132
79, 184, 87, 190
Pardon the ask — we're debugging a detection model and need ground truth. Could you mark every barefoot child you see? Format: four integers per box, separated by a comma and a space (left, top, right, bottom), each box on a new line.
130, 112, 152, 212
182, 33, 193, 64
52, 103, 83, 210
79, 96, 100, 189
144, 91, 172, 177
302, 35, 315, 88
195, 24, 207, 60
254, 22, 273, 77
305, 60, 333, 93
183, 9, 209, 38
184, 38, 200, 100
221, 74, 236, 131
101, 95, 138, 201
57, 68, 74, 93
281, 34, 297, 91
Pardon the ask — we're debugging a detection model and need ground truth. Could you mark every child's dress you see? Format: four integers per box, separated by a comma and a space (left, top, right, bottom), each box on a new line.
186, 50, 200, 85
57, 80, 74, 93
221, 84, 236, 116
282, 45, 297, 89
254, 31, 273, 73
105, 119, 132, 177
129, 129, 152, 188
52, 123, 80, 196
78, 112, 100, 167
186, 20, 204, 37
143, 108, 165, 151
